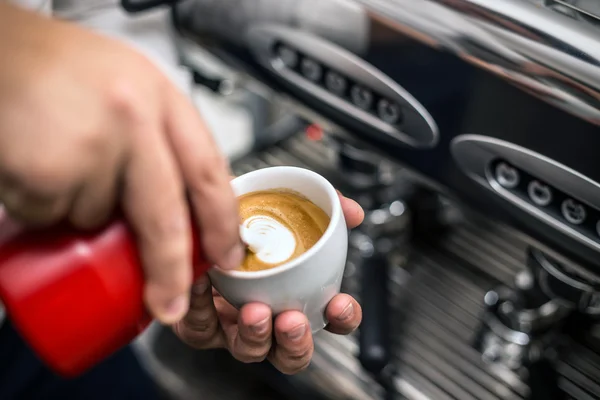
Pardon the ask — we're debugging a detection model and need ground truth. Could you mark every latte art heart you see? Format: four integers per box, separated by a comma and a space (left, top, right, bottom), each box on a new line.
241, 215, 296, 265
237, 189, 330, 272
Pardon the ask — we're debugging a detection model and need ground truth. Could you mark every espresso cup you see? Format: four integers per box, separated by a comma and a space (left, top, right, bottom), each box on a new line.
209, 166, 348, 332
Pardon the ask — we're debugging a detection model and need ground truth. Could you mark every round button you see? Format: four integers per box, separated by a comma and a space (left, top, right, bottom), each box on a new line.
351, 85, 373, 110
561, 199, 587, 225
494, 162, 520, 189
277, 45, 298, 69
377, 99, 403, 125
527, 180, 553, 207
325, 71, 347, 95
301, 58, 322, 82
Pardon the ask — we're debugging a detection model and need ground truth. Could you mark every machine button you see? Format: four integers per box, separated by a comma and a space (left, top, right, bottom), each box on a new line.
325, 71, 347, 96
527, 181, 553, 207
351, 85, 374, 110
277, 45, 299, 69
495, 162, 520, 189
561, 199, 587, 225
301, 58, 323, 82
377, 99, 403, 125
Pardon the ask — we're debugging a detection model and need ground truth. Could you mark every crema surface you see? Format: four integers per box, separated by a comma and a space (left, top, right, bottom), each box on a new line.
238, 189, 330, 271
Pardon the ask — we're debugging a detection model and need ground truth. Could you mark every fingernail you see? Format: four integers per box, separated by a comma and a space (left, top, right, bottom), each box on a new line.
222, 243, 245, 270
285, 324, 307, 341
337, 303, 354, 321
192, 276, 210, 295
251, 317, 270, 335
164, 294, 189, 322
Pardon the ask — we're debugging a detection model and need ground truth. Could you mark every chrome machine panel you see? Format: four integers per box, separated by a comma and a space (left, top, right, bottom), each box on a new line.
173, 0, 600, 270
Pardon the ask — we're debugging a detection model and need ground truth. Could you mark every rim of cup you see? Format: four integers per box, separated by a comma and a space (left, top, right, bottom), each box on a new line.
210, 166, 341, 280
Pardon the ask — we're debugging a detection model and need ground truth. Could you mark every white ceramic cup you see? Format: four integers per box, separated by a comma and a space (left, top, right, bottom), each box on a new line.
208, 166, 348, 332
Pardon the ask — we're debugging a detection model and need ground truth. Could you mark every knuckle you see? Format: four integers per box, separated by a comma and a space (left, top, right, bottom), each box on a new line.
240, 332, 272, 350
146, 207, 188, 241
178, 316, 220, 348
104, 77, 154, 131
69, 201, 114, 231
183, 307, 218, 334
105, 78, 141, 117
138, 216, 191, 291
285, 346, 313, 363
12, 158, 69, 194
233, 348, 270, 364
270, 345, 313, 375
146, 262, 190, 294
2, 199, 61, 226
79, 127, 112, 159
275, 358, 311, 375
187, 154, 229, 197
231, 333, 271, 363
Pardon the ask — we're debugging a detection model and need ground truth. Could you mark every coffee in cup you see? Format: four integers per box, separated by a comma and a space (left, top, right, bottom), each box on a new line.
238, 189, 330, 272
209, 166, 348, 332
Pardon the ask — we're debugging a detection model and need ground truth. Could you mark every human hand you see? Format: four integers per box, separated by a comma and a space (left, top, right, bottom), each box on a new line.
174, 192, 364, 374
0, 4, 243, 324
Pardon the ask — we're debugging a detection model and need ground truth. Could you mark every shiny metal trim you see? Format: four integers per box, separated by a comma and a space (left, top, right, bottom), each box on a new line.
247, 25, 439, 149
554, 0, 600, 23
451, 134, 600, 254
357, 0, 600, 126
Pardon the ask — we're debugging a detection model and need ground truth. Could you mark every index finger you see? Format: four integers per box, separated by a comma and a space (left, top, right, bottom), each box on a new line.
165, 87, 244, 270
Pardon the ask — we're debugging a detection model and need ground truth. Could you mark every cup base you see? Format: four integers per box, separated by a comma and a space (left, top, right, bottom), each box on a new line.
309, 313, 328, 334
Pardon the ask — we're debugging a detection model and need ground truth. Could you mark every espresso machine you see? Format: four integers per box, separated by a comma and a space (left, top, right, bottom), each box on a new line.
123, 0, 600, 398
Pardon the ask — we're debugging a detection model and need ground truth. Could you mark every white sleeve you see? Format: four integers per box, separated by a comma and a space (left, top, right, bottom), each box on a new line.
6, 0, 52, 14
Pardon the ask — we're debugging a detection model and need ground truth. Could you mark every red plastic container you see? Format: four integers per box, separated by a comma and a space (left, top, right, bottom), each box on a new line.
0, 211, 210, 378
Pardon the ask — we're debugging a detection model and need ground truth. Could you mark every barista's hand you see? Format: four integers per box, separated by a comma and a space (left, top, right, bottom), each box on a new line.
0, 4, 242, 324
174, 193, 364, 374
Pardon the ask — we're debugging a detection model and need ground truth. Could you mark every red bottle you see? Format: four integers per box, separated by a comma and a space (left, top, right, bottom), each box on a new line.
0, 211, 210, 378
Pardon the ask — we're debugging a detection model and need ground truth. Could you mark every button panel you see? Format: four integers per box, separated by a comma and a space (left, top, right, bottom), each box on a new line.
246, 25, 439, 149
452, 135, 600, 256
491, 159, 600, 242
274, 42, 403, 128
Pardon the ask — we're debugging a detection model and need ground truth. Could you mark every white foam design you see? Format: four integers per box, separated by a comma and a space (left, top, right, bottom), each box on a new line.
240, 215, 296, 265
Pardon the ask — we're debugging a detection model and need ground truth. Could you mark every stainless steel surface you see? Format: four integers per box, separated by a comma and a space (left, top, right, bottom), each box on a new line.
552, 0, 600, 23
359, 0, 600, 125
178, 0, 600, 126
